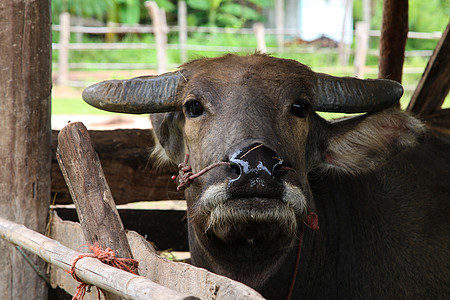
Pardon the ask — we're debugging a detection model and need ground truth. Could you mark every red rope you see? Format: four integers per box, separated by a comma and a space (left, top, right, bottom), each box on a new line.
68, 244, 139, 300
286, 211, 319, 300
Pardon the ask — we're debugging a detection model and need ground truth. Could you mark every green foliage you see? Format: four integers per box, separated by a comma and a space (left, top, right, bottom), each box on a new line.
52, 0, 113, 22
116, 0, 141, 24
52, 0, 145, 25
371, 0, 449, 45
186, 0, 270, 27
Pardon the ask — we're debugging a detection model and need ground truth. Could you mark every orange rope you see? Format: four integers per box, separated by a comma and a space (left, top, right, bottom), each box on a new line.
68, 244, 139, 300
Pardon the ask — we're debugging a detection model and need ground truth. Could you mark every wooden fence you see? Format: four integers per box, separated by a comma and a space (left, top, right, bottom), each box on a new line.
53, 1, 442, 86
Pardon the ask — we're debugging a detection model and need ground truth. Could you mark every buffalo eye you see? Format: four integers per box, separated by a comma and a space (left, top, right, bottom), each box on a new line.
291, 100, 310, 118
184, 100, 205, 118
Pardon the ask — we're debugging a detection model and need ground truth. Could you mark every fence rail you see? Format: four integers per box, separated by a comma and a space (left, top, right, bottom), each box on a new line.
52, 1, 442, 86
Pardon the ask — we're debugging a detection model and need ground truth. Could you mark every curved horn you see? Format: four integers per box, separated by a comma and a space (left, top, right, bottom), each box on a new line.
313, 73, 403, 113
82, 71, 184, 114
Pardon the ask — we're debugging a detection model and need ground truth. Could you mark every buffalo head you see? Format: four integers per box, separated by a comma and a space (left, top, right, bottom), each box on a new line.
83, 54, 425, 290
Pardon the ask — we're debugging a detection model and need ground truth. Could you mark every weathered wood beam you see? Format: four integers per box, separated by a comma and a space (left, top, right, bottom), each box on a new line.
378, 0, 408, 83
0, 1, 51, 298
407, 22, 450, 116
57, 122, 138, 299
55, 208, 189, 251
51, 129, 183, 205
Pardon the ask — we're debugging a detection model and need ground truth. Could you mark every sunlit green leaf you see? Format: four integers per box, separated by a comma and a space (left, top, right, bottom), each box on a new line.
187, 0, 211, 11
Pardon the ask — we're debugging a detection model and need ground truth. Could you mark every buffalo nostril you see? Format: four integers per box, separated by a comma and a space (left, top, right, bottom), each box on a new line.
229, 162, 241, 176
272, 160, 296, 179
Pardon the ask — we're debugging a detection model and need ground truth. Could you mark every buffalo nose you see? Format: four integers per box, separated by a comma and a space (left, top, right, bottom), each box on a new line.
228, 144, 285, 199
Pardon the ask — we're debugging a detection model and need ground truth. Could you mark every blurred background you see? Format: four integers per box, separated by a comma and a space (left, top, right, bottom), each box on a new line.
50, 0, 450, 128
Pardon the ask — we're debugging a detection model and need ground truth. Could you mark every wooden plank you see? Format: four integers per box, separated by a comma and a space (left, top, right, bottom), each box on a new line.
354, 21, 369, 78
48, 213, 265, 299
57, 122, 141, 299
57, 12, 70, 85
54, 208, 189, 251
51, 129, 183, 205
275, 0, 284, 53
0, 217, 193, 300
253, 22, 267, 53
407, 22, 450, 116
0, 1, 52, 298
378, 0, 408, 83
178, 1, 188, 63
145, 1, 168, 74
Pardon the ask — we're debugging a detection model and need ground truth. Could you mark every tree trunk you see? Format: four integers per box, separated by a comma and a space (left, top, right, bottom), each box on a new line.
0, 0, 52, 299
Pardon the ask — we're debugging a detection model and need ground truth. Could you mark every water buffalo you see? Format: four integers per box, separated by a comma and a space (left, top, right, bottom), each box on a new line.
83, 54, 449, 299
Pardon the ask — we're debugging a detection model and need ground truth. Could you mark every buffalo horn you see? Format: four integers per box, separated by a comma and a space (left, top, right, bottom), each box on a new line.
313, 73, 404, 113
82, 72, 183, 114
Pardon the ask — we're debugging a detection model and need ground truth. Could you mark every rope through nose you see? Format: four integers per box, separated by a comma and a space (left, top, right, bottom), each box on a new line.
172, 154, 230, 191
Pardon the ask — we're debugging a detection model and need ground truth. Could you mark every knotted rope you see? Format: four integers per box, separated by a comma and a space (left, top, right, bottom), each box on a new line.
172, 154, 230, 191
68, 244, 139, 300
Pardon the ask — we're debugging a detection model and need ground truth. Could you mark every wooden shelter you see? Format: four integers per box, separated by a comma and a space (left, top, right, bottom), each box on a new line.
0, 0, 448, 298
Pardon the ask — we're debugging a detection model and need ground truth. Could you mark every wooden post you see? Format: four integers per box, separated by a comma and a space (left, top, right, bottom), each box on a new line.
178, 1, 188, 63
339, 0, 353, 66
0, 0, 52, 299
253, 22, 267, 53
354, 21, 369, 78
57, 122, 137, 299
145, 1, 168, 74
407, 22, 450, 116
57, 12, 71, 85
378, 0, 408, 83
275, 0, 284, 53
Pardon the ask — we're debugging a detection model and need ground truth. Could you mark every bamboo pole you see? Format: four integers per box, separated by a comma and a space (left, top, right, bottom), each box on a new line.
0, 217, 193, 300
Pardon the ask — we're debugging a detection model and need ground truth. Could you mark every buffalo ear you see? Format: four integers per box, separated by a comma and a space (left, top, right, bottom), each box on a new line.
150, 112, 185, 170
320, 109, 426, 174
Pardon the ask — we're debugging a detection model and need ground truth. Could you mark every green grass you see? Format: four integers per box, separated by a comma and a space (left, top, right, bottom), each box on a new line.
52, 97, 121, 115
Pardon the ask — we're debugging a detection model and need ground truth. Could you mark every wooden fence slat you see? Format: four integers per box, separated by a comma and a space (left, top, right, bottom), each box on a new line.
54, 208, 189, 251
0, 217, 193, 300
407, 22, 450, 116
354, 21, 369, 78
253, 22, 267, 53
178, 1, 188, 63
275, 0, 284, 53
145, 1, 168, 74
57, 12, 70, 85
